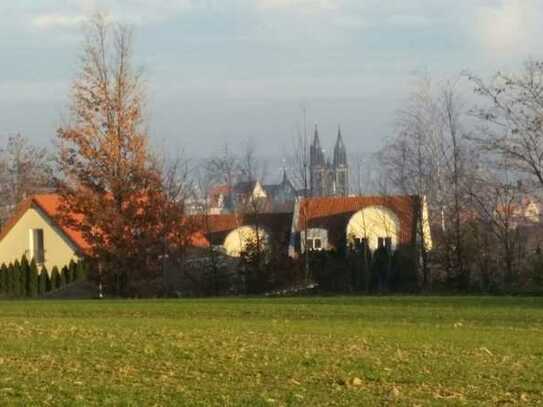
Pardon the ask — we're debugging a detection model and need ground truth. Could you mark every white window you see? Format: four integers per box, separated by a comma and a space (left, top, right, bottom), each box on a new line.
314, 238, 322, 250
29, 229, 45, 263
301, 228, 328, 253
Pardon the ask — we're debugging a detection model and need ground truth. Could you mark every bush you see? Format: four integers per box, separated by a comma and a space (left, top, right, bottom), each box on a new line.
390, 246, 419, 293
75, 260, 88, 282
529, 248, 543, 288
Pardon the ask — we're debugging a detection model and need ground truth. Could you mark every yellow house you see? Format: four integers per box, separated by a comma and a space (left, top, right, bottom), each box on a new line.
0, 194, 88, 272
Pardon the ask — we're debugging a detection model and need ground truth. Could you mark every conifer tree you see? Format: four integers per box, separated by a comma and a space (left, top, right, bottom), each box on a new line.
73, 261, 80, 281
77, 260, 88, 281
43, 266, 52, 293
13, 260, 22, 297
51, 266, 62, 290
21, 255, 31, 297
0, 263, 6, 294
61, 266, 69, 287
29, 259, 39, 297
7, 263, 15, 296
38, 266, 48, 295
68, 260, 77, 283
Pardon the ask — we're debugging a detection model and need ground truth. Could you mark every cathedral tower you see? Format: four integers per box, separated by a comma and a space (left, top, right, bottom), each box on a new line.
333, 126, 349, 196
309, 124, 349, 197
310, 125, 326, 197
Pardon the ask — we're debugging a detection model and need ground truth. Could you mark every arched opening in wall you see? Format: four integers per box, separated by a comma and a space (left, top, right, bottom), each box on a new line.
346, 206, 400, 251
223, 225, 270, 258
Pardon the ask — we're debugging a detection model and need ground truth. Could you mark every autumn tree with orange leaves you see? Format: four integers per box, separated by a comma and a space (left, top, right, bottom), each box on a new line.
56, 15, 184, 296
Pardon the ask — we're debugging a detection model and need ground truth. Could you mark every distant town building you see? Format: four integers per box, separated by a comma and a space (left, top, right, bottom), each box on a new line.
200, 194, 431, 259
310, 125, 349, 197
207, 170, 299, 214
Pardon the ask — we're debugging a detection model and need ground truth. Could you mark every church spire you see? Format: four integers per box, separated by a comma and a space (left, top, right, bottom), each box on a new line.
310, 123, 324, 167
281, 167, 288, 184
313, 124, 320, 147
333, 124, 347, 166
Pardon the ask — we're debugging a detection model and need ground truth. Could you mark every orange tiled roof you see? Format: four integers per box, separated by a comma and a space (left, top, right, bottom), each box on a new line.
191, 214, 241, 234
0, 194, 213, 254
0, 193, 91, 254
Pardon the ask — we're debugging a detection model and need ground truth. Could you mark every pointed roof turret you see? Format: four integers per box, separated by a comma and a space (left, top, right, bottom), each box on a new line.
313, 124, 320, 147
336, 125, 344, 147
333, 124, 347, 166
310, 124, 325, 167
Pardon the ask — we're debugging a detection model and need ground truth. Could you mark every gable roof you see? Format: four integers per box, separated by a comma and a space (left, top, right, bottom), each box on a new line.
0, 193, 90, 254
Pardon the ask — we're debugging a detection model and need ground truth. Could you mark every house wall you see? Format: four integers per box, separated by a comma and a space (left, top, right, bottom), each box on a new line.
252, 182, 268, 199
346, 205, 401, 250
0, 207, 79, 272
421, 196, 433, 250
300, 228, 329, 252
223, 225, 269, 257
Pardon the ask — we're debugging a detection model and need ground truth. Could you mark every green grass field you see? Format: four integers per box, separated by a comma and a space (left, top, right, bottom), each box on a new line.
0, 297, 542, 406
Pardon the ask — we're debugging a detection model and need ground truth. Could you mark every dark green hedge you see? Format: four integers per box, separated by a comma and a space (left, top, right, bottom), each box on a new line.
0, 256, 87, 298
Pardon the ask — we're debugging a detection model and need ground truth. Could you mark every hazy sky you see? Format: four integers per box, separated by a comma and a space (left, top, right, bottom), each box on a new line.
1, 0, 542, 162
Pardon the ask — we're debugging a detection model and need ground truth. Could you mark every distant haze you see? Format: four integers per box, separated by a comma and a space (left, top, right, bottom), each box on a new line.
1, 1, 542, 158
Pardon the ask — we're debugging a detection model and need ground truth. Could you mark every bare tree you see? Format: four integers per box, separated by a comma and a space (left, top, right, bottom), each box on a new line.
351, 152, 380, 195
469, 61, 543, 190
205, 143, 240, 189
467, 163, 524, 292
380, 75, 474, 289
240, 138, 267, 184
0, 134, 54, 224
286, 105, 312, 282
439, 81, 472, 289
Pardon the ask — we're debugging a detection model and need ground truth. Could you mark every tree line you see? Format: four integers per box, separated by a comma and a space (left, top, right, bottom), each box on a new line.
379, 66, 543, 293
2, 14, 543, 296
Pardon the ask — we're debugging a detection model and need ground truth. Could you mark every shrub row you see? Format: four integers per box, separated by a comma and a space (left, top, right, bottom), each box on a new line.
0, 256, 87, 298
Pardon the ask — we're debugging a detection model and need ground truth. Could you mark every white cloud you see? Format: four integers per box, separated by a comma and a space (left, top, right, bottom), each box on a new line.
385, 14, 430, 28
11, 0, 196, 31
476, 0, 543, 55
32, 14, 87, 30
256, 0, 337, 10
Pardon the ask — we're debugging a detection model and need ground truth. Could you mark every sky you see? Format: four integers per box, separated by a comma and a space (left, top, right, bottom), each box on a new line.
1, 0, 543, 168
